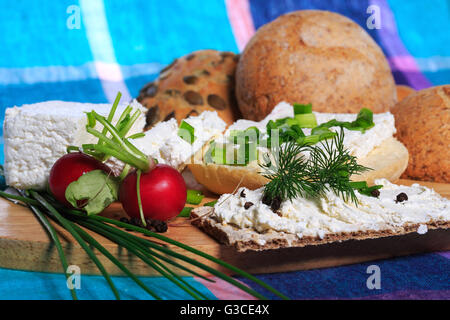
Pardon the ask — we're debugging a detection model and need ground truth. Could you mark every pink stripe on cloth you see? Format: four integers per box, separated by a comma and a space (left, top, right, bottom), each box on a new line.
194, 276, 258, 300
369, 0, 431, 89
225, 0, 256, 51
436, 251, 450, 259
388, 56, 424, 72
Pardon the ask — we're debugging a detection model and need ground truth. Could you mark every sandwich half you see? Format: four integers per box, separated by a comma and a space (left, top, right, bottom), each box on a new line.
188, 102, 409, 194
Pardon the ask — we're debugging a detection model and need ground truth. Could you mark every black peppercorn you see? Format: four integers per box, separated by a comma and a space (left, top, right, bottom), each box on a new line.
120, 217, 130, 224
152, 220, 168, 233
240, 189, 246, 198
262, 194, 272, 206
371, 189, 380, 198
270, 196, 281, 212
396, 192, 408, 203
244, 202, 254, 209
130, 217, 141, 226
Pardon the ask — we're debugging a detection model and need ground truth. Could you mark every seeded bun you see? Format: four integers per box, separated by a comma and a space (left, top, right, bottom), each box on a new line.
391, 85, 450, 182
235, 10, 397, 121
137, 50, 241, 129
396, 85, 416, 102
188, 137, 408, 195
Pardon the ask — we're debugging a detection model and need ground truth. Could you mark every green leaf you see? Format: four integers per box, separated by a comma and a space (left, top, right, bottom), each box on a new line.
65, 170, 119, 215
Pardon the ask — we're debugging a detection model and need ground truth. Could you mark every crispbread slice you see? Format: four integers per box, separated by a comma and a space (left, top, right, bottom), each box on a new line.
191, 207, 450, 252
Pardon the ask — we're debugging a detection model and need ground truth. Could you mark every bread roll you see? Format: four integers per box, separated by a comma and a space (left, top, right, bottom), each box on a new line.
137, 50, 241, 129
236, 10, 397, 121
396, 85, 415, 102
391, 85, 450, 182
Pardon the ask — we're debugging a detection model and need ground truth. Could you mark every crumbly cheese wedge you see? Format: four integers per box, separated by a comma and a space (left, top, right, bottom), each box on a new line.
192, 179, 450, 251
3, 100, 146, 190
106, 110, 227, 172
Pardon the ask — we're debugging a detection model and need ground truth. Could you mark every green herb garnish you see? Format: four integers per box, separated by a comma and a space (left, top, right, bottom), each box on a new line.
186, 190, 204, 205
293, 103, 313, 115
314, 108, 375, 133
178, 120, 196, 144
204, 200, 218, 207
261, 129, 371, 204
178, 206, 193, 217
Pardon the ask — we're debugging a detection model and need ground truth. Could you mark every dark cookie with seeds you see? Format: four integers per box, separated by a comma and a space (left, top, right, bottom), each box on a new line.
137, 49, 241, 129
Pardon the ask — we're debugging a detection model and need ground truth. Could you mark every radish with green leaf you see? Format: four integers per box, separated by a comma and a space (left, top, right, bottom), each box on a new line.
67, 92, 187, 225
48, 152, 113, 208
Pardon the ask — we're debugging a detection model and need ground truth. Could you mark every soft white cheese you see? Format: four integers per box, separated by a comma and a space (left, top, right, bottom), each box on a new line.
107, 110, 227, 171
213, 179, 450, 238
222, 101, 396, 159
3, 100, 146, 190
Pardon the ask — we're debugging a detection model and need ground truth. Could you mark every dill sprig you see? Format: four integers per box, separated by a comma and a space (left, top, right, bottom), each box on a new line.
260, 129, 370, 204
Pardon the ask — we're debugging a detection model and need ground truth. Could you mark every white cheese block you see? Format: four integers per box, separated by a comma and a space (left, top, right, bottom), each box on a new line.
3, 100, 146, 190
107, 110, 227, 172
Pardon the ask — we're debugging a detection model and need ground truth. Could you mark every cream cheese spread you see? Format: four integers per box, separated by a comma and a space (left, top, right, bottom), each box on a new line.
107, 110, 227, 171
213, 179, 450, 238
221, 102, 396, 159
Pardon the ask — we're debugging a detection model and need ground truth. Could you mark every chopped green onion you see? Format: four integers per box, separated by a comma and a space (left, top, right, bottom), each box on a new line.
178, 120, 196, 144
285, 118, 298, 127
293, 103, 312, 115
178, 207, 193, 217
300, 135, 320, 145
66, 145, 80, 153
349, 181, 368, 189
313, 108, 375, 134
204, 200, 217, 207
358, 185, 383, 197
186, 190, 204, 205
228, 127, 260, 144
294, 113, 317, 128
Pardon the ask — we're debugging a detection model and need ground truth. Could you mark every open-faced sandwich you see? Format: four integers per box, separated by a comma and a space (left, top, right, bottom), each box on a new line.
192, 178, 450, 252
188, 102, 409, 194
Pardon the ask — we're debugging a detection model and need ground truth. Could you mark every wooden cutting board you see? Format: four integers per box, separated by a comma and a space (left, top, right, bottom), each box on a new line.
0, 179, 449, 276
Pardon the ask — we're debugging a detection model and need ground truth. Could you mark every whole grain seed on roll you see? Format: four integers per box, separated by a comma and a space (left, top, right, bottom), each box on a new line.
137, 49, 241, 129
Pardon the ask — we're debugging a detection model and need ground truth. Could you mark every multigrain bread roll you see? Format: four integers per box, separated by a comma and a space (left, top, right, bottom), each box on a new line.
391, 85, 450, 182
236, 10, 397, 121
396, 85, 415, 102
137, 50, 241, 129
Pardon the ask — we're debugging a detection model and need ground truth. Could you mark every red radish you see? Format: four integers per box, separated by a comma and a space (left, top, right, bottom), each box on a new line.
119, 164, 187, 221
49, 152, 112, 207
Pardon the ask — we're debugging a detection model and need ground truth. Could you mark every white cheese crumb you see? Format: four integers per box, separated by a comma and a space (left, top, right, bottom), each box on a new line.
417, 224, 428, 235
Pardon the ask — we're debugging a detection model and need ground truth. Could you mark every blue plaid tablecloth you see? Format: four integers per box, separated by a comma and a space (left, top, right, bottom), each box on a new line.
0, 0, 449, 300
